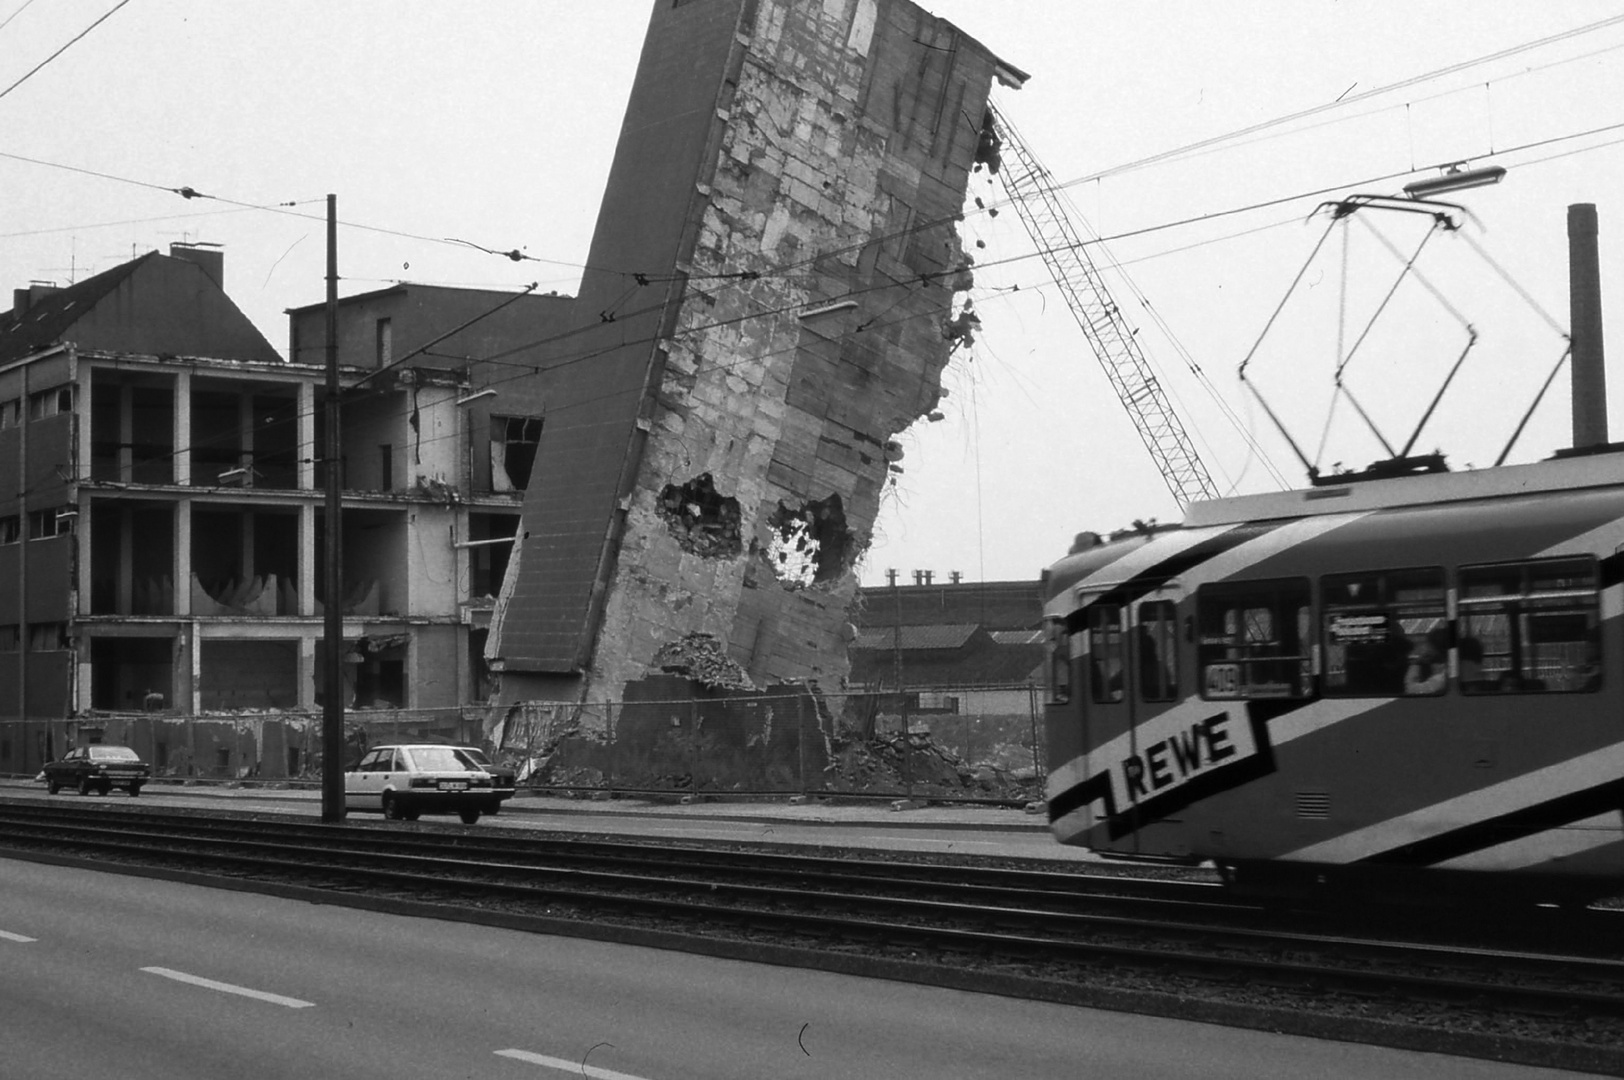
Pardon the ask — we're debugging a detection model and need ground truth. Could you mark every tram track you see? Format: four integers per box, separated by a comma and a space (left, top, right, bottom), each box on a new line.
2, 799, 1621, 1075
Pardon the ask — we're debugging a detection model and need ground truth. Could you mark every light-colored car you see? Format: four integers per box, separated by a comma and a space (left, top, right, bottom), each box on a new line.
345, 744, 498, 824
453, 746, 517, 811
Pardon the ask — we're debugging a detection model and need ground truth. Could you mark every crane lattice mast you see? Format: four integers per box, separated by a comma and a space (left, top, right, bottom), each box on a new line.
992, 104, 1219, 508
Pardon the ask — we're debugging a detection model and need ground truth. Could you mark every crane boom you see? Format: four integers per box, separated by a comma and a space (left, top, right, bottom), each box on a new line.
991, 105, 1219, 508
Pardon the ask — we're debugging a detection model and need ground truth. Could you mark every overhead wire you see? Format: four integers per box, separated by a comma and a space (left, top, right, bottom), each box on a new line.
0, 0, 132, 104
16, 8, 1624, 507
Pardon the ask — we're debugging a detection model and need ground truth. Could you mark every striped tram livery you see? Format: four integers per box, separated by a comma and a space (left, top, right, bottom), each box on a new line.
1040, 451, 1624, 902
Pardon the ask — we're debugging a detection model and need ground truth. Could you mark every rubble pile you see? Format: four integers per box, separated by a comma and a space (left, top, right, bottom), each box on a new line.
825, 727, 1042, 801
651, 632, 755, 690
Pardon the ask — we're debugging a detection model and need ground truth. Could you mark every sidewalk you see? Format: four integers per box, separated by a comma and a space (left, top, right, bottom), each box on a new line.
1, 778, 1049, 829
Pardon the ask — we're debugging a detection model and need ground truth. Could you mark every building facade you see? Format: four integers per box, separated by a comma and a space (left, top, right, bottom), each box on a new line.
0, 248, 502, 775
488, 0, 1026, 710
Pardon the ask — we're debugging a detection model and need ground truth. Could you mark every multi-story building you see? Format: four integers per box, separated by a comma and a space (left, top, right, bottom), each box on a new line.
0, 245, 508, 776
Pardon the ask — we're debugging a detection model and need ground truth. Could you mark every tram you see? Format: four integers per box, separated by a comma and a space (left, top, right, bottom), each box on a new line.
1041, 451, 1624, 903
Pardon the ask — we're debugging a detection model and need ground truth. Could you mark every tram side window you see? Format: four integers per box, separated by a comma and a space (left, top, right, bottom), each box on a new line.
1138, 600, 1178, 701
1196, 579, 1312, 700
1087, 604, 1124, 704
1047, 620, 1071, 705
1458, 558, 1600, 694
1321, 567, 1446, 697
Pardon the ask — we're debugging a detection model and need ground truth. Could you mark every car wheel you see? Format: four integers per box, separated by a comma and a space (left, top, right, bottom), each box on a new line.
129, 783, 142, 797
46, 779, 59, 795
403, 808, 421, 821
459, 808, 481, 825
78, 777, 93, 796
98, 780, 112, 797
382, 794, 404, 821
487, 804, 501, 816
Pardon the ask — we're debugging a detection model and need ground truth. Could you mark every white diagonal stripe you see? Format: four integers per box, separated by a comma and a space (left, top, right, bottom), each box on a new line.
0, 930, 37, 943
494, 1049, 652, 1079
141, 967, 314, 1008
1282, 741, 1624, 864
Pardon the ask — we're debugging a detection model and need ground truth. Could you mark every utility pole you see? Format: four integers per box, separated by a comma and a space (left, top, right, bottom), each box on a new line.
321, 194, 346, 822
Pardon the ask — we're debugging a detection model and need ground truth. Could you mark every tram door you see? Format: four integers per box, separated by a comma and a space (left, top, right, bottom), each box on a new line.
1081, 591, 1182, 853
1081, 596, 1134, 850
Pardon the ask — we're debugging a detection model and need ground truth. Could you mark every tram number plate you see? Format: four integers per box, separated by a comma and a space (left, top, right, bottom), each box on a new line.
439, 781, 468, 791
1204, 663, 1241, 698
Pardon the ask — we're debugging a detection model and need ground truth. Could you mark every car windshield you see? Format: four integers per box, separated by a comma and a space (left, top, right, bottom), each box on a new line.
89, 747, 140, 762
458, 748, 492, 765
405, 747, 480, 772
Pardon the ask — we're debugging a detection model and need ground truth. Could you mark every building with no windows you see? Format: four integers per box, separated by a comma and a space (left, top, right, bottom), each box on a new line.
485, 0, 1025, 712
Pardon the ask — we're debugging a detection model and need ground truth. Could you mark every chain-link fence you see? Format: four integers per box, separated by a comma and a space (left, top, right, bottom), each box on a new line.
10, 683, 1046, 802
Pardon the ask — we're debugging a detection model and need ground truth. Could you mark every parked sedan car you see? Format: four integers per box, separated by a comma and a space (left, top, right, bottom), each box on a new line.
453, 746, 517, 811
42, 746, 150, 797
345, 744, 498, 824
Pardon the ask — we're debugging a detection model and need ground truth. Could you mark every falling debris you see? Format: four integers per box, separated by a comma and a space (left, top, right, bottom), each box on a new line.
651, 633, 755, 691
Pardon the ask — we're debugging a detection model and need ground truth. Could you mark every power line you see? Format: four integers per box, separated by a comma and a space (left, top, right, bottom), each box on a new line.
0, 0, 133, 104
1061, 11, 1624, 190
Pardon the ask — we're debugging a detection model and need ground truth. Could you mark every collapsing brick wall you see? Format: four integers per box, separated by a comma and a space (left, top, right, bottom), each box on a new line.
587, 0, 1024, 699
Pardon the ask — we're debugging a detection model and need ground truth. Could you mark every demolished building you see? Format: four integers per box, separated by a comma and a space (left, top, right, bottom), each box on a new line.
487, 0, 1026, 709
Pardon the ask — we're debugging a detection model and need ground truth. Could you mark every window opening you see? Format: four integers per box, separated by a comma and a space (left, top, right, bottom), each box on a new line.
28, 385, 72, 420
1459, 558, 1600, 694
1087, 603, 1124, 704
1138, 600, 1179, 701
1322, 567, 1446, 696
1197, 579, 1312, 699
28, 507, 74, 540
491, 415, 542, 491
1046, 619, 1071, 705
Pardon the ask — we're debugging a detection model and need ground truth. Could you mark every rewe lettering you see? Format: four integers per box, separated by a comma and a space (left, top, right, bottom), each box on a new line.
1121, 714, 1236, 801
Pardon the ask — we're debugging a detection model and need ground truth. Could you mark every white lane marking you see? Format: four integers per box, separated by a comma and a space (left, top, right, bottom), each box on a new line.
140, 967, 315, 1009
495, 1048, 651, 1079
0, 930, 37, 943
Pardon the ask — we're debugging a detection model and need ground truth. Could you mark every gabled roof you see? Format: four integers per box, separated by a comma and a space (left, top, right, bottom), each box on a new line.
0, 254, 153, 363
0, 251, 279, 365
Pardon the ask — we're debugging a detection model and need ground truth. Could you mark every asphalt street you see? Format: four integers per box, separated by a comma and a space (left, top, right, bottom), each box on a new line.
0, 857, 1602, 1080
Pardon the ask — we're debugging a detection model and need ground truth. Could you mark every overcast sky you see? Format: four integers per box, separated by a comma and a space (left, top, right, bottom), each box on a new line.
5, 1, 1624, 587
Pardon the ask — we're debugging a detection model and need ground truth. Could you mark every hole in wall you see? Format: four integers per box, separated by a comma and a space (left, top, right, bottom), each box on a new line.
767, 493, 851, 589
657, 473, 743, 558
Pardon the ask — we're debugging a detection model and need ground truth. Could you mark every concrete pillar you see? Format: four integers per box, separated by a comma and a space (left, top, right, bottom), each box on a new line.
297, 382, 315, 491
118, 384, 134, 484
174, 501, 192, 615
238, 392, 254, 484
298, 503, 315, 616
298, 636, 316, 709
173, 371, 191, 486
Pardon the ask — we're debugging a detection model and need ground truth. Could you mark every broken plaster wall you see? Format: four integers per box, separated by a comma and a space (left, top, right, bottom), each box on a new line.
588, 0, 1016, 700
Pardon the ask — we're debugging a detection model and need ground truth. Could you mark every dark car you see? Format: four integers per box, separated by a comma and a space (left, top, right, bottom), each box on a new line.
454, 746, 517, 811
42, 746, 150, 796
